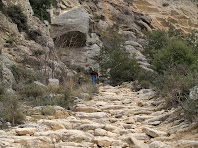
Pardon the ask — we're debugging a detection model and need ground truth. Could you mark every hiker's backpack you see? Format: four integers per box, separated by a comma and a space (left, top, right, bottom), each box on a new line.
89, 67, 98, 75
93, 67, 98, 75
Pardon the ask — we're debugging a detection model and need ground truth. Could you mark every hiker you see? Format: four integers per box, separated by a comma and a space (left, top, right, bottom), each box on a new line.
89, 66, 99, 86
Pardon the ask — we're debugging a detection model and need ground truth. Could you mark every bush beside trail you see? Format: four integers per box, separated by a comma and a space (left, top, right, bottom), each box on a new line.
143, 24, 198, 122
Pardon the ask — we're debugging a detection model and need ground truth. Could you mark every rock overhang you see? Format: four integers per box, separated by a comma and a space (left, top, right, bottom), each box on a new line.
50, 7, 91, 48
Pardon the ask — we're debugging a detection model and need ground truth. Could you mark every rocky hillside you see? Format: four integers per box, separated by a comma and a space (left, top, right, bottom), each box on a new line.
0, 0, 197, 89
0, 0, 153, 90
50, 0, 152, 69
132, 0, 198, 33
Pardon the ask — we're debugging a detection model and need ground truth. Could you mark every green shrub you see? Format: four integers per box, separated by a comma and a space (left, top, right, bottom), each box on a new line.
143, 30, 169, 60
143, 22, 198, 120
21, 83, 48, 106
22, 83, 46, 98
0, 93, 25, 125
6, 39, 13, 44
0, 0, 4, 10
41, 106, 55, 116
21, 79, 78, 109
7, 5, 28, 32
109, 56, 140, 86
167, 21, 184, 38
43, 83, 75, 109
137, 69, 156, 87
152, 40, 197, 73
183, 99, 198, 122
47, 79, 97, 109
29, 0, 57, 22
9, 65, 43, 84
52, 88, 74, 109
95, 28, 141, 86
153, 65, 198, 107
0, 86, 5, 95
0, 0, 3, 7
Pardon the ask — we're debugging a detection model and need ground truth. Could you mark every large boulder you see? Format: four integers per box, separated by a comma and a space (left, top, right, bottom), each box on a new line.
50, 7, 91, 48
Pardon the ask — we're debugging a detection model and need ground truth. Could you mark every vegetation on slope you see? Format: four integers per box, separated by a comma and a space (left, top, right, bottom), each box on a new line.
0, 64, 97, 126
95, 28, 141, 86
29, 0, 57, 22
143, 24, 198, 121
7, 5, 28, 32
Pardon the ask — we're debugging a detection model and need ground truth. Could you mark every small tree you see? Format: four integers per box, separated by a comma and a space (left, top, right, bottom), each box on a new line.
0, 93, 25, 125
7, 5, 28, 32
143, 30, 169, 61
29, 0, 57, 22
95, 28, 141, 86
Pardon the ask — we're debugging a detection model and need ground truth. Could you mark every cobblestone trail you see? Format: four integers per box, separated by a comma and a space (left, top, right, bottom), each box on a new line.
1, 84, 198, 148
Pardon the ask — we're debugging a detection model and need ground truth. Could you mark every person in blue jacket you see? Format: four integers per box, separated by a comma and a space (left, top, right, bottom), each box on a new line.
89, 66, 99, 86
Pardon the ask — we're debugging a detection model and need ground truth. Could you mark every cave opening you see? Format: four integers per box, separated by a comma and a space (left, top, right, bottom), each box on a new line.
54, 31, 86, 48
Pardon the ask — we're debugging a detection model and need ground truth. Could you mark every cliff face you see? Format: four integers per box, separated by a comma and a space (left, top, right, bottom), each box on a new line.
132, 0, 198, 33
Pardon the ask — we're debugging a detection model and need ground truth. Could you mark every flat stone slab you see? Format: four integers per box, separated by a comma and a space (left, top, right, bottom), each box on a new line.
149, 141, 171, 148
130, 136, 149, 148
136, 115, 154, 122
93, 136, 113, 147
76, 112, 108, 119
148, 121, 161, 126
101, 105, 126, 110
76, 107, 101, 113
75, 124, 104, 131
15, 128, 37, 136
142, 127, 167, 138
130, 133, 150, 140
175, 140, 198, 148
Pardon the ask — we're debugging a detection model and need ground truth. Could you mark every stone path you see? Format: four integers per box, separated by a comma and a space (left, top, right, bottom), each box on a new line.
1, 84, 198, 148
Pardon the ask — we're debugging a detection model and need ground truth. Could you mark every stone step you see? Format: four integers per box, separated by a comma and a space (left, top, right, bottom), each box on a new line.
75, 111, 109, 119
142, 127, 168, 138
75, 107, 102, 113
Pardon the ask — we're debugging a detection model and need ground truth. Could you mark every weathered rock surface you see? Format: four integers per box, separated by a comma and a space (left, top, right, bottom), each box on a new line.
149, 141, 171, 148
130, 136, 149, 148
133, 0, 198, 33
1, 84, 197, 147
175, 140, 198, 148
15, 128, 37, 136
51, 7, 90, 48
142, 127, 168, 138
93, 136, 113, 147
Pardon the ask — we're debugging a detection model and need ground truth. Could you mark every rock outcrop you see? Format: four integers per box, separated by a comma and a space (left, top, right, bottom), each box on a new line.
51, 7, 90, 48
132, 0, 198, 33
